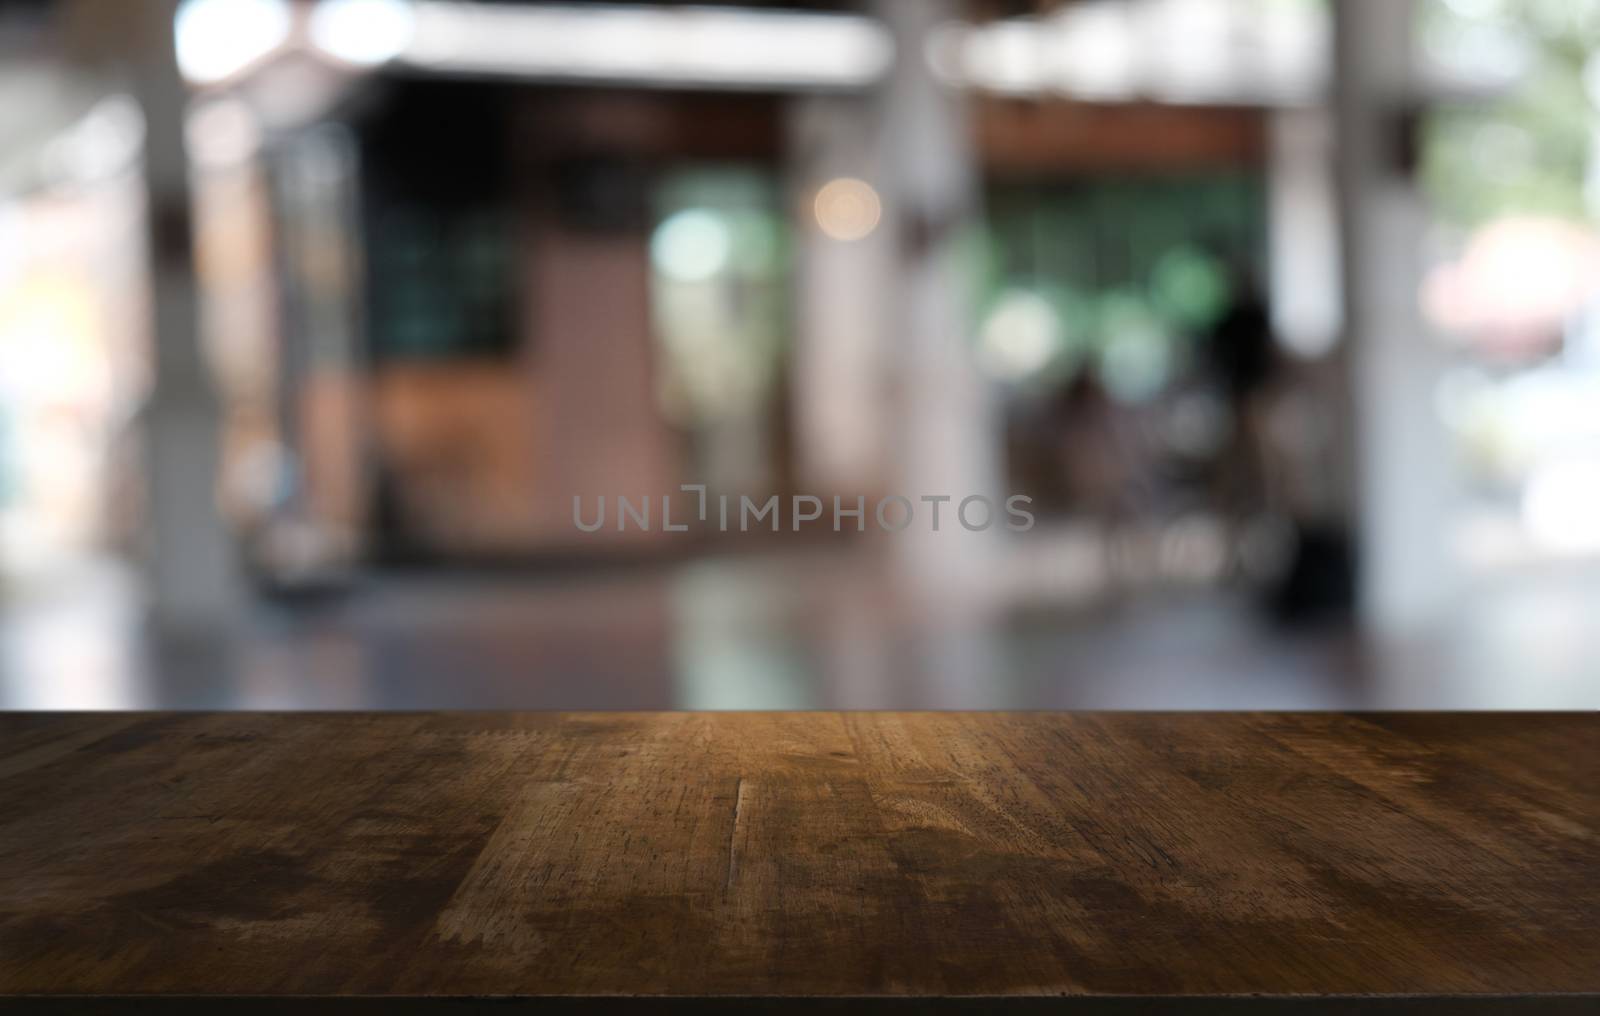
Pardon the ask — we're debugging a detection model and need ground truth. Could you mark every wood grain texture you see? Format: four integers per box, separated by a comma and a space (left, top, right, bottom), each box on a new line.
0, 712, 1595, 1009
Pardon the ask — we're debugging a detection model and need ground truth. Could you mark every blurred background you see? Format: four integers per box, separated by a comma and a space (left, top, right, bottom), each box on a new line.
0, 0, 1596, 709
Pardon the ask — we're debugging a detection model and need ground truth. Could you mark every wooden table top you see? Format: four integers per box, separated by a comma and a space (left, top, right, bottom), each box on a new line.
0, 712, 1595, 1013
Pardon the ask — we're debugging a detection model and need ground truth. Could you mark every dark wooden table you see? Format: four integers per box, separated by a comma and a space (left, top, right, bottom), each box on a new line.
0, 712, 1595, 1013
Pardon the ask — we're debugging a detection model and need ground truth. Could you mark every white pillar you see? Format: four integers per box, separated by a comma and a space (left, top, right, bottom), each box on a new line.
131, 0, 239, 632
1333, 0, 1459, 634
787, 95, 894, 498
875, 0, 1004, 596
873, 1, 1006, 706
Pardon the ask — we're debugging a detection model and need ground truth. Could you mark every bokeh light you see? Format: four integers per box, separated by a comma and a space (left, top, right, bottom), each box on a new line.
175, 0, 291, 84
310, 0, 417, 67
651, 209, 732, 283
977, 289, 1063, 382
812, 177, 881, 242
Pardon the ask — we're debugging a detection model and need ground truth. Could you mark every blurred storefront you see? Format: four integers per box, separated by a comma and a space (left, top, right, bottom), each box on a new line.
1, 0, 1597, 708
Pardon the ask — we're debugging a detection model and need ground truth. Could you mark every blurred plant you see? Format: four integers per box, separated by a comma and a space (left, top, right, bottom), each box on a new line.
649, 170, 789, 428
1150, 245, 1231, 331
1422, 0, 1600, 228
976, 177, 1256, 399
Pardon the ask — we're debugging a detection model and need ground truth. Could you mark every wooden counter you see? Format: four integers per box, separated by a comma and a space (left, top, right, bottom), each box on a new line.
0, 712, 1595, 1012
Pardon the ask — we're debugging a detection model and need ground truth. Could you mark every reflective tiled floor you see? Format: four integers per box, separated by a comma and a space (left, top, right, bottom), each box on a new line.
2, 548, 1596, 710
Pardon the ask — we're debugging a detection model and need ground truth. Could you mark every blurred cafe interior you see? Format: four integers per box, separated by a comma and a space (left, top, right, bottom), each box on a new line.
0, 0, 1597, 709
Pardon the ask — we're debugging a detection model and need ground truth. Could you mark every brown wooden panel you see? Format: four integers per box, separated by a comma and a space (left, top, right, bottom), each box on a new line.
0, 712, 1594, 1009
979, 99, 1266, 175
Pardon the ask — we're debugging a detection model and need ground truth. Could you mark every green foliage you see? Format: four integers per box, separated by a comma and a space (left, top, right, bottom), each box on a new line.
1421, 0, 1600, 229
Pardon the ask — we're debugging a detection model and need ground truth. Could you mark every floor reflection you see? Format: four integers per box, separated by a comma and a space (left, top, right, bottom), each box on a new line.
1, 548, 1596, 710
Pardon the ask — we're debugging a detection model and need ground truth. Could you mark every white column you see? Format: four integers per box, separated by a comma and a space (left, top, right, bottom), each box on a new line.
873, 1, 1006, 706
875, 0, 1004, 596
131, 0, 239, 632
787, 95, 894, 498
1333, 0, 1460, 634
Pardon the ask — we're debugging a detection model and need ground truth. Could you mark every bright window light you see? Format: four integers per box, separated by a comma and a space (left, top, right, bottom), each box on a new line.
1523, 459, 1600, 555
400, 3, 894, 90
310, 0, 417, 67
175, 0, 292, 85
